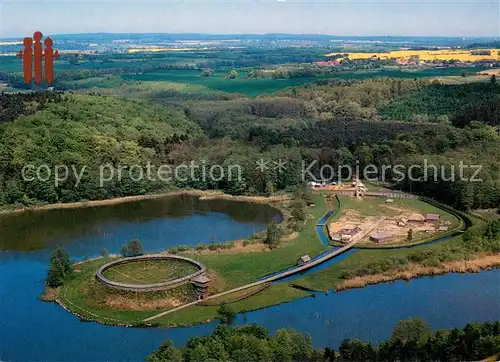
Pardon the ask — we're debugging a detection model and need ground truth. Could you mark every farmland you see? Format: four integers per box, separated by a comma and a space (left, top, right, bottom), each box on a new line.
121, 67, 485, 96
327, 48, 500, 61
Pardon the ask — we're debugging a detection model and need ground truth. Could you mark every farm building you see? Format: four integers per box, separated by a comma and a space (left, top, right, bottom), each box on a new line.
439, 226, 449, 232
341, 234, 352, 242
331, 225, 362, 243
385, 199, 394, 204
339, 226, 362, 236
397, 218, 408, 227
426, 214, 440, 222
408, 213, 425, 223
370, 231, 394, 243
331, 234, 342, 242
298, 255, 311, 266
425, 227, 435, 233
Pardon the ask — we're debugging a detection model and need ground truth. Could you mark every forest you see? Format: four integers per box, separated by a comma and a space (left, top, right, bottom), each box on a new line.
146, 319, 500, 362
0, 76, 499, 211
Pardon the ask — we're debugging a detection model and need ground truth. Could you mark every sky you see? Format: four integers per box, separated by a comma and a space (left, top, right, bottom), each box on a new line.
1, 0, 499, 38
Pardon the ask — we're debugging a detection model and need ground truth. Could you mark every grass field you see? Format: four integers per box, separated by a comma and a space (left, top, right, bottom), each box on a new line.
337, 196, 458, 223
123, 70, 334, 96
186, 194, 330, 288
157, 283, 311, 327
121, 67, 486, 96
102, 259, 199, 285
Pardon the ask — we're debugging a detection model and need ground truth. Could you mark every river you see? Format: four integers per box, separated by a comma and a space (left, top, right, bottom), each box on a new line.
0, 196, 498, 361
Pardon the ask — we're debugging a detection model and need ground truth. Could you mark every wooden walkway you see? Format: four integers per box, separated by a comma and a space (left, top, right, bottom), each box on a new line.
143, 239, 357, 323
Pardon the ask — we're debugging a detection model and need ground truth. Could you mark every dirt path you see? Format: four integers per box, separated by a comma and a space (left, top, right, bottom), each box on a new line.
353, 217, 386, 242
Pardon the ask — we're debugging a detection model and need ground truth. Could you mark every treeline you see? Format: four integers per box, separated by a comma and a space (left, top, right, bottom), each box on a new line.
164, 77, 499, 210
0, 93, 200, 207
378, 82, 500, 126
147, 319, 500, 361
246, 59, 394, 80
2, 77, 499, 211
0, 91, 64, 123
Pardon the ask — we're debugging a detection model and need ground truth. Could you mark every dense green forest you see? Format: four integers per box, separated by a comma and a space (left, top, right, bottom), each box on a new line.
0, 93, 200, 205
147, 319, 500, 362
378, 82, 500, 126
0, 77, 499, 211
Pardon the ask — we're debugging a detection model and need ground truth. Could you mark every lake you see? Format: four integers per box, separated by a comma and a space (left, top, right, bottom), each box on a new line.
0, 196, 498, 361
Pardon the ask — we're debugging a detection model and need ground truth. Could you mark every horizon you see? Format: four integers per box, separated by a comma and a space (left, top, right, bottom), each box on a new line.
1, 0, 499, 38
1, 32, 499, 41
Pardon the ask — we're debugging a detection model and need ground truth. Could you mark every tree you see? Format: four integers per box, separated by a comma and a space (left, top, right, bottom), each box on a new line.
218, 303, 235, 324
269, 329, 314, 362
201, 68, 214, 77
291, 199, 307, 222
101, 248, 110, 258
339, 339, 376, 361
265, 220, 281, 248
265, 180, 275, 196
120, 239, 144, 257
50, 246, 71, 275
485, 220, 500, 239
407, 229, 413, 242
228, 70, 238, 79
46, 246, 71, 288
294, 183, 314, 205
147, 340, 182, 362
46, 266, 65, 288
390, 318, 433, 348
491, 74, 497, 85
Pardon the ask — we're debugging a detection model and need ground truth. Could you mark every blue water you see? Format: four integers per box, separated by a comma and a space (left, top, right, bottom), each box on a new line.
0, 200, 270, 362
237, 270, 500, 348
0, 204, 499, 361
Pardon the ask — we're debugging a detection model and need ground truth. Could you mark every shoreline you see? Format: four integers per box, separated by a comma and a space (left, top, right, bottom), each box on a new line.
334, 254, 500, 292
0, 189, 290, 216
54, 255, 500, 329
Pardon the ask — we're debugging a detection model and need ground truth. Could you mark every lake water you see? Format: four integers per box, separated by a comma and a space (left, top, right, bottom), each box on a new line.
0, 196, 498, 361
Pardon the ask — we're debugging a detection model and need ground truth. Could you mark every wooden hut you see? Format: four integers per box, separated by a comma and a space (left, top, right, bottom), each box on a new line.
408, 213, 425, 223
426, 214, 440, 222
191, 275, 211, 300
370, 231, 394, 243
298, 255, 311, 266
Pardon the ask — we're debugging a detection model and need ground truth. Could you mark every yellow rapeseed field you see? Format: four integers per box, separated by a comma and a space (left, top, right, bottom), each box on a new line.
326, 49, 500, 62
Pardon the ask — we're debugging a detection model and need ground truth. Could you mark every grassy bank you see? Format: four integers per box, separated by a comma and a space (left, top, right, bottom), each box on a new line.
186, 194, 329, 288
55, 193, 497, 328
57, 258, 162, 325
292, 223, 498, 293
155, 283, 311, 327
56, 193, 329, 326
0, 189, 288, 216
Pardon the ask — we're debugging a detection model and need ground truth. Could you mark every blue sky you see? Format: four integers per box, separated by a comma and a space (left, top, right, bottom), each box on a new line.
1, 0, 499, 38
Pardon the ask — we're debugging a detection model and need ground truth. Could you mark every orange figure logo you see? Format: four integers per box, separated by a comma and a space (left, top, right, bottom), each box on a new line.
17, 31, 59, 85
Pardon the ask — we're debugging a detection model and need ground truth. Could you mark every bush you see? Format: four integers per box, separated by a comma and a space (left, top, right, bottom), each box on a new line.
195, 243, 207, 251
218, 303, 235, 324
120, 239, 144, 257
265, 220, 281, 248
46, 246, 71, 288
